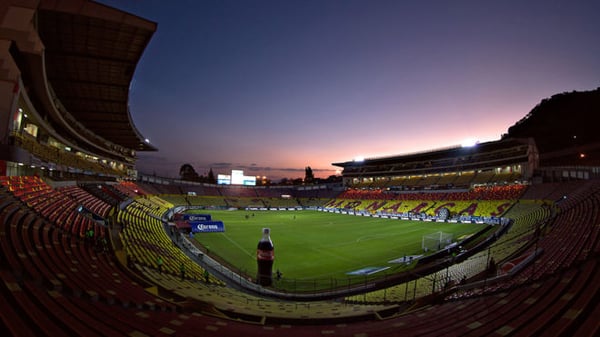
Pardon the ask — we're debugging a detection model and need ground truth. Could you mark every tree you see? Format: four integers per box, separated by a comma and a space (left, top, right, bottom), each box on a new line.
179, 163, 199, 181
207, 168, 216, 184
304, 166, 314, 184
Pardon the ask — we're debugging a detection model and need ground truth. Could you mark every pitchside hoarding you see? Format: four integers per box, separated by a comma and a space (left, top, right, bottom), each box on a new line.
190, 221, 225, 233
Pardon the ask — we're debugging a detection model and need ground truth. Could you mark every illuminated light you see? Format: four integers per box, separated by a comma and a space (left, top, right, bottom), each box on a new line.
145, 138, 150, 143
354, 156, 365, 162
23, 114, 28, 118
18, 108, 23, 113
17, 162, 24, 166
579, 153, 586, 158
461, 138, 478, 147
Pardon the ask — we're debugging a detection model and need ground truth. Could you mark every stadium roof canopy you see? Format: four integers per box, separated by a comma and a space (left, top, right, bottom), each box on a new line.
333, 138, 535, 178
36, 0, 157, 152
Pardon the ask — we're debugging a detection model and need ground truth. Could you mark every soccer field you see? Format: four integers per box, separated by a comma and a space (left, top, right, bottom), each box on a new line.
191, 210, 483, 289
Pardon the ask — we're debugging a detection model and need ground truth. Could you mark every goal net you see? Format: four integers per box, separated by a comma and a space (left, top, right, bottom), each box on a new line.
422, 231, 453, 252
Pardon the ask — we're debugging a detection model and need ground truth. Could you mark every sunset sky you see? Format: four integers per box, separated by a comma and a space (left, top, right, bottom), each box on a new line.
98, 0, 600, 180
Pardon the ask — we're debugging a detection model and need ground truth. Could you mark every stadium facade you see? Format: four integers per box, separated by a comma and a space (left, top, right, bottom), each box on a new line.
0, 0, 156, 179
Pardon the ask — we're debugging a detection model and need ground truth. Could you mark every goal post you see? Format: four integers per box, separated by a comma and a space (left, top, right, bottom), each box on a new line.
422, 231, 453, 252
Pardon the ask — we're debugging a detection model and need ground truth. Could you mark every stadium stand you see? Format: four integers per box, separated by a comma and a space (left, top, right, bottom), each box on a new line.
1, 172, 595, 336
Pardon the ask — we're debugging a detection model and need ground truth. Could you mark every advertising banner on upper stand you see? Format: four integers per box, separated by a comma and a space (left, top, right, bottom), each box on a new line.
184, 214, 212, 221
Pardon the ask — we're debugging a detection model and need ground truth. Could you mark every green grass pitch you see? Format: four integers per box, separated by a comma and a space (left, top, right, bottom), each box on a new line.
190, 210, 482, 288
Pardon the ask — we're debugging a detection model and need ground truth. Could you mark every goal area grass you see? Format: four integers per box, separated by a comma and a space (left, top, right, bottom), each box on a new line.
190, 210, 483, 291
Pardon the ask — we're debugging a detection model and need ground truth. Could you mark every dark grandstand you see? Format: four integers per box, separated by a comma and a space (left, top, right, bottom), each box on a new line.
0, 1, 598, 336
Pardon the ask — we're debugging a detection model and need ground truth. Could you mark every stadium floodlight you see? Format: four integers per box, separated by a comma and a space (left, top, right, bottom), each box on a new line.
461, 138, 478, 148
354, 156, 365, 162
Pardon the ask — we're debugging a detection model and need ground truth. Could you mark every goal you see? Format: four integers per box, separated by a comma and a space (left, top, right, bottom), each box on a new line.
422, 231, 453, 252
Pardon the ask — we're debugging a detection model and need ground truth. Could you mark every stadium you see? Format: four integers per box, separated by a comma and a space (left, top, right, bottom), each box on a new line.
0, 1, 599, 336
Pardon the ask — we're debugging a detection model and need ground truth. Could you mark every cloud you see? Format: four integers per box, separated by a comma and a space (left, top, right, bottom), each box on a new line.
201, 162, 336, 174
210, 162, 233, 168
137, 156, 337, 180
218, 163, 332, 173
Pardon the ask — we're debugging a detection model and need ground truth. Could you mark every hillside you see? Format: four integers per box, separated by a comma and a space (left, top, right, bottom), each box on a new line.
506, 88, 600, 156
